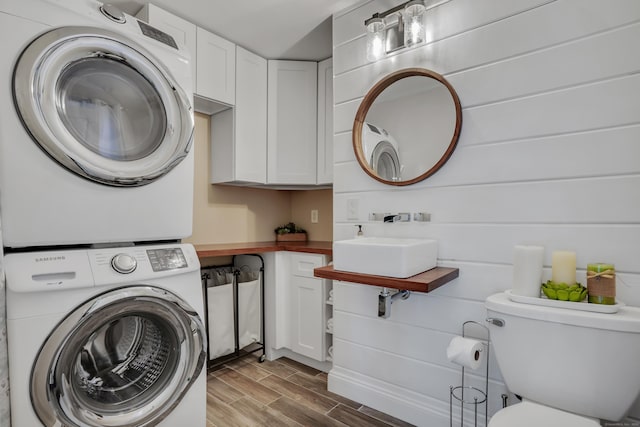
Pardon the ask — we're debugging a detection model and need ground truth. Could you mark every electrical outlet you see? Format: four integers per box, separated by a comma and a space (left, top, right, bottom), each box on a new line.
311, 209, 318, 223
347, 199, 359, 220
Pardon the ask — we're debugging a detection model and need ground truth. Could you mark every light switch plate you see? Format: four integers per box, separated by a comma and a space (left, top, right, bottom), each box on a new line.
347, 199, 359, 220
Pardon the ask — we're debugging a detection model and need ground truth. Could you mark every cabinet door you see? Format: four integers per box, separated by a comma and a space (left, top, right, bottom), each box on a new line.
196, 27, 235, 105
290, 276, 325, 360
136, 4, 196, 86
317, 58, 333, 185
210, 47, 267, 184
235, 47, 267, 183
267, 60, 318, 185
289, 253, 327, 361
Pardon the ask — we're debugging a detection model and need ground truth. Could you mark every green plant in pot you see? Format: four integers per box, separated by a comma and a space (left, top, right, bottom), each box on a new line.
275, 222, 307, 242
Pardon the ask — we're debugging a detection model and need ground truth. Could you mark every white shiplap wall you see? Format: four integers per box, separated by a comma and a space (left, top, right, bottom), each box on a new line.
0, 224, 9, 426
329, 0, 640, 426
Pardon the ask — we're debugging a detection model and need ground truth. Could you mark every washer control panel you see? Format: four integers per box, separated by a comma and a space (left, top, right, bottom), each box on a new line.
146, 248, 187, 272
111, 253, 138, 274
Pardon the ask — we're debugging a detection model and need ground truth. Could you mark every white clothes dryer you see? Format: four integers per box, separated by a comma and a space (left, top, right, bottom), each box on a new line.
4, 243, 206, 427
362, 122, 402, 182
0, 0, 195, 248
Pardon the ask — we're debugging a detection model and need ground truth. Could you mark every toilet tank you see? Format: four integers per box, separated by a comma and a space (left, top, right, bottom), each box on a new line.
485, 292, 640, 421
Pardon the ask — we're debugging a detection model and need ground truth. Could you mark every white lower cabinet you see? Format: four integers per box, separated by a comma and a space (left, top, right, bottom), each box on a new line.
285, 253, 331, 362
290, 276, 326, 360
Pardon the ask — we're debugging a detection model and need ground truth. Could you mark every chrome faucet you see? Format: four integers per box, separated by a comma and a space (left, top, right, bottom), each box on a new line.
383, 214, 400, 223
383, 212, 410, 223
378, 287, 411, 318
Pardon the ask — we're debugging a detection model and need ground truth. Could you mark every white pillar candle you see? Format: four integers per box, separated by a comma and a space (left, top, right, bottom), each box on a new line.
551, 251, 577, 284
512, 245, 545, 297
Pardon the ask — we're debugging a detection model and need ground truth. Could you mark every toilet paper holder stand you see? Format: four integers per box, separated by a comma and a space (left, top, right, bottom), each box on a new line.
449, 320, 490, 427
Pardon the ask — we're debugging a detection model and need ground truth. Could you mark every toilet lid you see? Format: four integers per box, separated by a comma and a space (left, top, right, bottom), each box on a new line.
489, 402, 601, 427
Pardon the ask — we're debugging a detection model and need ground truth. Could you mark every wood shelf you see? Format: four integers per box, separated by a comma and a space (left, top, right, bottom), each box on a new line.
313, 266, 459, 293
195, 241, 332, 258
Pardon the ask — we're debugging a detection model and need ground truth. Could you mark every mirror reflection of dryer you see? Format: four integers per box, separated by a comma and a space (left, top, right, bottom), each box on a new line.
362, 122, 402, 182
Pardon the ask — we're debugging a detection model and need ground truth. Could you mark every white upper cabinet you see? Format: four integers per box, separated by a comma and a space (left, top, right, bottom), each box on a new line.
317, 58, 333, 185
138, 4, 333, 187
136, 4, 196, 85
234, 47, 267, 183
196, 27, 236, 106
137, 4, 235, 112
267, 60, 318, 185
210, 46, 267, 184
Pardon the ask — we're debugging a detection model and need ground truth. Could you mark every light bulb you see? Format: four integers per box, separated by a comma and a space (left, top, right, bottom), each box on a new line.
366, 17, 385, 62
404, 0, 426, 47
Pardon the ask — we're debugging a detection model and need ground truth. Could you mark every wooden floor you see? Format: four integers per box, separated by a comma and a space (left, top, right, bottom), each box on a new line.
206, 356, 416, 427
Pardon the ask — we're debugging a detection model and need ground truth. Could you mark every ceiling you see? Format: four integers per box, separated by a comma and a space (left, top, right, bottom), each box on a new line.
114, 0, 364, 61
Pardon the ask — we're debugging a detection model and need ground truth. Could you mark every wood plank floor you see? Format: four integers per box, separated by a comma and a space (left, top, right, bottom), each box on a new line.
206, 356, 416, 427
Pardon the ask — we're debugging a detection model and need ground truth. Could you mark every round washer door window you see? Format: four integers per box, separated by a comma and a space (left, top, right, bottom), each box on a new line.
13, 26, 194, 186
31, 286, 206, 427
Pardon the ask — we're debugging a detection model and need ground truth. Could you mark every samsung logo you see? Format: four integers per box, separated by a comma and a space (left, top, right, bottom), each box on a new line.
35, 256, 66, 262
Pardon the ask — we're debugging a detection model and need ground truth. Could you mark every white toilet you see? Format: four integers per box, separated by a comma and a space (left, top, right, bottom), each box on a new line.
485, 292, 640, 426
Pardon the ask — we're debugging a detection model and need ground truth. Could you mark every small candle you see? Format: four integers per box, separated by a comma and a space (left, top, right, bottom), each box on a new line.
551, 251, 576, 284
512, 245, 545, 297
587, 263, 616, 305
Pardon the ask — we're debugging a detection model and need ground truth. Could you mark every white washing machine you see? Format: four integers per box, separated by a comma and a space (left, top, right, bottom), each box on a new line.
4, 243, 207, 427
362, 122, 402, 182
0, 0, 195, 248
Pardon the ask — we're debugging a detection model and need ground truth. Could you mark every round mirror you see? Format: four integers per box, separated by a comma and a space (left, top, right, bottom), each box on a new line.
353, 68, 462, 186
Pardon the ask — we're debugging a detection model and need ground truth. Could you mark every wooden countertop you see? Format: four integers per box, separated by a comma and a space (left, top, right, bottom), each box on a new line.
313, 265, 459, 293
195, 241, 332, 258
196, 241, 458, 293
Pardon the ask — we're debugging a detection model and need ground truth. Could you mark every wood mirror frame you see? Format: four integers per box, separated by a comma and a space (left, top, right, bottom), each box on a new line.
353, 68, 462, 186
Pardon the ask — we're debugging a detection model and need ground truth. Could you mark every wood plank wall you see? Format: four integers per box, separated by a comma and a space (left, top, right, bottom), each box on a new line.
329, 0, 640, 425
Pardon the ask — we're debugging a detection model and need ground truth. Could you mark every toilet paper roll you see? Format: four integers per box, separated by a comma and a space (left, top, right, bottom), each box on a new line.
446, 336, 485, 370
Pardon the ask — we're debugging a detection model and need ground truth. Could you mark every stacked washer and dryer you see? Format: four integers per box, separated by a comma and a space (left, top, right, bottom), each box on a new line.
0, 0, 207, 426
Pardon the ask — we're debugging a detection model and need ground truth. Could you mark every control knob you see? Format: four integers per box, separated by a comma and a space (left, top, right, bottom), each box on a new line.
111, 253, 137, 274
100, 4, 126, 23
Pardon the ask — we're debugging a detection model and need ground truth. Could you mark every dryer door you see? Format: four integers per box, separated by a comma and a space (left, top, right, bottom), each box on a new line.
13, 26, 194, 186
31, 286, 206, 427
371, 141, 402, 182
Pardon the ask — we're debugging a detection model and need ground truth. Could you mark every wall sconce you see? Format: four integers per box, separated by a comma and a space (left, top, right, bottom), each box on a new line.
404, 0, 426, 47
365, 0, 427, 62
366, 17, 386, 62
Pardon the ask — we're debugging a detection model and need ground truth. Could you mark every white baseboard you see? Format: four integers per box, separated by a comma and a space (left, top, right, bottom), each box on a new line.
328, 366, 453, 427
268, 347, 333, 373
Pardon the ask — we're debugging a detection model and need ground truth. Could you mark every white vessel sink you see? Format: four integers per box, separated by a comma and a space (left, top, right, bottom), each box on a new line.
333, 237, 438, 278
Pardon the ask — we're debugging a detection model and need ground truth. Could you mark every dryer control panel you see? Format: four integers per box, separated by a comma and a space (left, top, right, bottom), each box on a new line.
3, 244, 200, 293
146, 248, 187, 272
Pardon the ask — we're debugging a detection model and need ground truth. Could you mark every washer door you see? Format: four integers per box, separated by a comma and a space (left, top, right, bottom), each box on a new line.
13, 26, 194, 186
370, 141, 401, 182
31, 286, 206, 427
